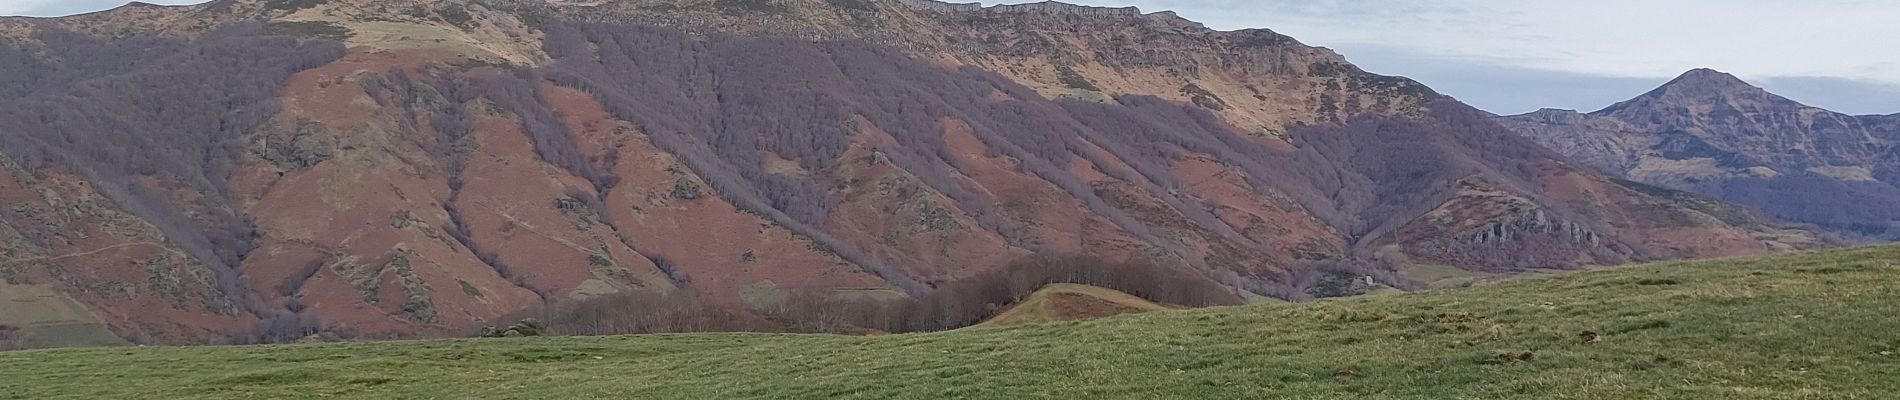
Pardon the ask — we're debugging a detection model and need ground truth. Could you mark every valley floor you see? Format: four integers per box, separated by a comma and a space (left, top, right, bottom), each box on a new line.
3, 246, 1898, 399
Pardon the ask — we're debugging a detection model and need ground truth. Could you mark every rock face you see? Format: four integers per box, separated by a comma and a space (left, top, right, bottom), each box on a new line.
0, 0, 1815, 344
1499, 69, 1900, 239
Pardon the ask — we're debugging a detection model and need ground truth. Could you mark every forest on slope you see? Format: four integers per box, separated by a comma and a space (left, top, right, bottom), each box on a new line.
0, 0, 1825, 345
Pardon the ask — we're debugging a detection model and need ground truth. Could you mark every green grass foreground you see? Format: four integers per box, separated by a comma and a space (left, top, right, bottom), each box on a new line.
5, 246, 1899, 399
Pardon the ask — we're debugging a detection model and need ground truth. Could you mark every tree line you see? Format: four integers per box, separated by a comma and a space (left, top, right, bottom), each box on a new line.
0, 324, 19, 351
529, 254, 1243, 337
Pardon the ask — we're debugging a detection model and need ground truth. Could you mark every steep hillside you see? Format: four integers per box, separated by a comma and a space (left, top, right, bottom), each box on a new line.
4, 245, 1897, 399
1499, 69, 1900, 239
0, 0, 1815, 344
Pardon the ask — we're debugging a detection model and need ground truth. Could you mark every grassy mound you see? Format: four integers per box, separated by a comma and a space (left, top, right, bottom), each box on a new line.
3, 246, 1898, 399
978, 283, 1170, 327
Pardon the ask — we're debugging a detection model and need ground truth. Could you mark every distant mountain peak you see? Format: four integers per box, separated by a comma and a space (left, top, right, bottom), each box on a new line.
1678, 67, 1738, 79
1658, 68, 1759, 93
1594, 68, 1791, 115
1496, 66, 1900, 241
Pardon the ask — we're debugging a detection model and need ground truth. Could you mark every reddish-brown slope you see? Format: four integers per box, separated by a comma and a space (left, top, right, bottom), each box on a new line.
1535, 162, 1766, 259
453, 109, 671, 299
0, 165, 250, 343
935, 119, 1151, 260
233, 49, 545, 337
1169, 156, 1347, 266
542, 85, 889, 302
821, 119, 1025, 281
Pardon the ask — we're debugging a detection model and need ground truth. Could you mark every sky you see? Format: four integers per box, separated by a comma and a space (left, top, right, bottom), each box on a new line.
981, 0, 1900, 116
0, 0, 202, 18
5, 0, 1898, 115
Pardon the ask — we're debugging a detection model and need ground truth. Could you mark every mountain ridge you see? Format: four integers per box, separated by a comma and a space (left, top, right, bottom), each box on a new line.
0, 0, 1820, 345
1499, 68, 1899, 239
1596, 68, 1809, 116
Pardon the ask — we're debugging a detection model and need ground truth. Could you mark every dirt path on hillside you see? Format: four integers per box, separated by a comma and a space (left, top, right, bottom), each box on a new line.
0, 241, 185, 266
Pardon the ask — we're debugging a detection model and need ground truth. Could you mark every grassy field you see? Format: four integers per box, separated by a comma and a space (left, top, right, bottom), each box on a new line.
0, 283, 129, 349
3, 246, 1898, 399
978, 283, 1169, 326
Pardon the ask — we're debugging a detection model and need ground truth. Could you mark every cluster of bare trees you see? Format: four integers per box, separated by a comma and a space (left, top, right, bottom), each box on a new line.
530, 22, 1253, 282
225, 308, 326, 345
361, 67, 562, 301
524, 20, 1597, 287
0, 25, 342, 267
639, 254, 685, 285
360, 66, 479, 183
1282, 259, 1419, 299
0, 23, 345, 342
0, 324, 20, 351
526, 254, 1241, 337
539, 289, 777, 336
540, 23, 925, 292
480, 70, 618, 191
1712, 174, 1900, 239
277, 258, 328, 298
